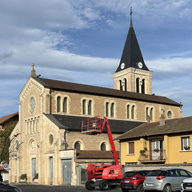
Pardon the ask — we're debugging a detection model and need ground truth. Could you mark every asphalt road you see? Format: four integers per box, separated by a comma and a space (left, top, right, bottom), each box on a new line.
14, 184, 123, 192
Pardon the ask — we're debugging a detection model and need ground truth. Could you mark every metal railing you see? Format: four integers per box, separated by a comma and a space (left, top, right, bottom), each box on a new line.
138, 149, 166, 162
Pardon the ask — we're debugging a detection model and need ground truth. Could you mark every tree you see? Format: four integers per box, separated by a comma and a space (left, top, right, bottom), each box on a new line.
0, 123, 19, 164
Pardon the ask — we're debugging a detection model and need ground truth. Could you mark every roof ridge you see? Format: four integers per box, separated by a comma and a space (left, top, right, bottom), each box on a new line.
35, 77, 181, 107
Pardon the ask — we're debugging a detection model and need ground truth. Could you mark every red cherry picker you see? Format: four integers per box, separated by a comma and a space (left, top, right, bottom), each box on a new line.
81, 117, 123, 190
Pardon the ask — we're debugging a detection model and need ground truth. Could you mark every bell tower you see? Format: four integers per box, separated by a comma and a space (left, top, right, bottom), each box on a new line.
112, 7, 153, 94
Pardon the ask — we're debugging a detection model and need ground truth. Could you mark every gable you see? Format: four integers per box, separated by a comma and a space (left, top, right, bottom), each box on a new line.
19, 76, 44, 102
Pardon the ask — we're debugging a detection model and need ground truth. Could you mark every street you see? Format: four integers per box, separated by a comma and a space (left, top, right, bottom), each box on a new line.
14, 184, 123, 192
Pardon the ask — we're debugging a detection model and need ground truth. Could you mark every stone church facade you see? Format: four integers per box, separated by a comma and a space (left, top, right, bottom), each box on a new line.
9, 19, 182, 185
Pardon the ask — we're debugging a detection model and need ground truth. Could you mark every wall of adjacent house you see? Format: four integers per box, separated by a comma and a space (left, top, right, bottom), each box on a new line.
121, 139, 143, 164
124, 163, 192, 173
120, 134, 192, 165
165, 134, 192, 164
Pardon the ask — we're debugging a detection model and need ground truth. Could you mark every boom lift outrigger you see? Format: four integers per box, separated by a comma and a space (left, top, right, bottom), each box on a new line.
81, 117, 122, 190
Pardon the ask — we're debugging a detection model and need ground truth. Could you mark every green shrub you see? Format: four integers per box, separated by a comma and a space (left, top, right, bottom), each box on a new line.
33, 173, 38, 180
20, 174, 27, 181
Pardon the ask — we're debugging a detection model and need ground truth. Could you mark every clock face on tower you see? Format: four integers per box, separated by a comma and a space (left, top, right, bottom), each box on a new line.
137, 62, 143, 69
30, 97, 36, 113
121, 63, 125, 69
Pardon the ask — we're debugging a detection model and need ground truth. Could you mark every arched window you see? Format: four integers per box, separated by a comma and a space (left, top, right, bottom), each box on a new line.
88, 100, 92, 115
46, 94, 50, 113
57, 96, 61, 112
119, 80, 123, 91
36, 119, 39, 133
30, 121, 33, 134
63, 97, 67, 113
101, 143, 106, 151
136, 78, 139, 93
33, 120, 37, 133
74, 142, 81, 150
127, 105, 130, 119
150, 108, 153, 121
82, 99, 86, 115
27, 122, 29, 135
106, 102, 109, 117
142, 79, 145, 94
124, 78, 127, 91
111, 103, 114, 117
49, 134, 54, 145
131, 105, 135, 119
146, 107, 149, 120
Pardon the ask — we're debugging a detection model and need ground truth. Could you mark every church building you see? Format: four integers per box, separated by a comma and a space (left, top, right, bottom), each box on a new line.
9, 17, 182, 185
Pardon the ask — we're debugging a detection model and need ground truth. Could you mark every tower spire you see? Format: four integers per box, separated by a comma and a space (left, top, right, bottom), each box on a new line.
115, 3, 149, 73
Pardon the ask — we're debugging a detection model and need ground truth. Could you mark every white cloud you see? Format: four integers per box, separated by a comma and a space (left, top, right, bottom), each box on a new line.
0, 0, 192, 119
106, 20, 119, 28
147, 57, 192, 79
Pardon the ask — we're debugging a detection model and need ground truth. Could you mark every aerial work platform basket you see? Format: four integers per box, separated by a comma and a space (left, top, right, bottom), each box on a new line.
81, 117, 103, 135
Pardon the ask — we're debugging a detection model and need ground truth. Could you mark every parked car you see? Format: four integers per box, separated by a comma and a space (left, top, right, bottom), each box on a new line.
120, 170, 150, 192
0, 182, 22, 192
181, 177, 192, 192
143, 168, 192, 192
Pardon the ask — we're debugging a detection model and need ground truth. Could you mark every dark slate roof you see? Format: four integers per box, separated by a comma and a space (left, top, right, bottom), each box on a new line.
0, 112, 19, 124
44, 114, 143, 134
116, 20, 149, 72
33, 77, 181, 107
116, 116, 192, 141
76, 150, 119, 159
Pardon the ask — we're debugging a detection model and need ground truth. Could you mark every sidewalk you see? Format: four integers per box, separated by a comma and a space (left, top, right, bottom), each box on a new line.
9, 181, 38, 185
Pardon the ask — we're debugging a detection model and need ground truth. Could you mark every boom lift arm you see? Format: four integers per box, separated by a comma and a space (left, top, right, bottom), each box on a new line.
99, 117, 119, 165
82, 116, 118, 165
81, 117, 122, 190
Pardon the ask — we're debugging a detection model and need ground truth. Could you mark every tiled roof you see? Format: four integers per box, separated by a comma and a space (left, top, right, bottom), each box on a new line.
44, 114, 143, 134
0, 112, 19, 124
33, 77, 181, 107
76, 150, 119, 159
116, 116, 192, 141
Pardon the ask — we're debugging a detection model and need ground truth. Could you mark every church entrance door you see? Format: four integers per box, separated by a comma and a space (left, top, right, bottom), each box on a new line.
32, 158, 36, 181
62, 159, 71, 185
50, 157, 53, 184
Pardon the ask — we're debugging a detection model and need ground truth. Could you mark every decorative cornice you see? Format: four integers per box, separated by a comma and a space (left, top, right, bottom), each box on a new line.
20, 78, 44, 101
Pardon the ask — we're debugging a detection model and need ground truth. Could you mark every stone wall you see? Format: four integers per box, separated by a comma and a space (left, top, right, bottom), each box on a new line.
123, 163, 192, 173
50, 89, 181, 123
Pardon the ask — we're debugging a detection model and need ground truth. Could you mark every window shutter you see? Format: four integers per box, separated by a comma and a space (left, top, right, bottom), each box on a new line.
181, 137, 183, 150
129, 142, 134, 154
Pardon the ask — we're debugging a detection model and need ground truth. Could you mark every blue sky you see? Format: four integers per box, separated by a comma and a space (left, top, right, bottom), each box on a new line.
0, 0, 192, 118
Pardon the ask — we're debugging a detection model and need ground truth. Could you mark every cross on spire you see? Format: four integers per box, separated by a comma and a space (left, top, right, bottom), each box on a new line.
31, 63, 37, 77
130, 4, 133, 18
130, 3, 133, 27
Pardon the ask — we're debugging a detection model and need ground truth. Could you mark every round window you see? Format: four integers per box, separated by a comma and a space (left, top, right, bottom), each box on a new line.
49, 134, 54, 145
167, 111, 172, 119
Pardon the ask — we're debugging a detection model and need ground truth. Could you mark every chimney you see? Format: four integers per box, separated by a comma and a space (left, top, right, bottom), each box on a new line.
160, 114, 165, 126
147, 115, 150, 123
